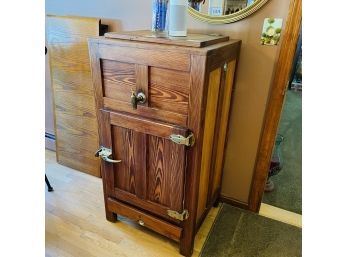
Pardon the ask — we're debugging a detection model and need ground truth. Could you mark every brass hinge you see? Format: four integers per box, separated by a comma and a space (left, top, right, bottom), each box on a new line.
169, 132, 195, 147
167, 209, 189, 221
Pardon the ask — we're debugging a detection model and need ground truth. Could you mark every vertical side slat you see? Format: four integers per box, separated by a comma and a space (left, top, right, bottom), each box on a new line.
113, 127, 128, 192
180, 54, 207, 257
196, 67, 222, 221
135, 64, 149, 106
135, 133, 147, 199
166, 140, 186, 211
113, 127, 137, 195
211, 60, 237, 199
98, 110, 116, 221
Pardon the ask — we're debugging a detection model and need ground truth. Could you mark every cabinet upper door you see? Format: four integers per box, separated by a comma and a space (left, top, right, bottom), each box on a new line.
99, 110, 188, 222
89, 40, 192, 128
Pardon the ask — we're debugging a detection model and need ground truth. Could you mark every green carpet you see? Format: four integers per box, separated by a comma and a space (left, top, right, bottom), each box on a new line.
262, 90, 302, 214
200, 204, 302, 257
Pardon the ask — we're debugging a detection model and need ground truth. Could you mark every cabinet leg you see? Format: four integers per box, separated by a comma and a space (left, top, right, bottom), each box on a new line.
45, 175, 54, 192
179, 234, 194, 257
213, 198, 220, 207
105, 210, 117, 222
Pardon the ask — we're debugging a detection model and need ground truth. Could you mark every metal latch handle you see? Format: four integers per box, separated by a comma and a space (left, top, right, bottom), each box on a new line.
169, 132, 195, 147
167, 209, 189, 221
95, 147, 121, 163
131, 90, 146, 109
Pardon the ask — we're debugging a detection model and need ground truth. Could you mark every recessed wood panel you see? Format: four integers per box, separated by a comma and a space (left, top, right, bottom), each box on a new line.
147, 135, 185, 211
103, 97, 188, 127
211, 60, 237, 198
101, 60, 136, 102
88, 33, 242, 256
112, 126, 136, 194
109, 112, 187, 217
98, 44, 191, 72
149, 67, 190, 115
197, 67, 222, 223
107, 198, 182, 242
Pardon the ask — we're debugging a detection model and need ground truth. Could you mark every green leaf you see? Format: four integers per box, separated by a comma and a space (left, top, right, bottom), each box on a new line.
268, 18, 275, 24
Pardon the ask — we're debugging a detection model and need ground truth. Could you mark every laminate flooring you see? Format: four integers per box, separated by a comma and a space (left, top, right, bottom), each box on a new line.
45, 150, 219, 257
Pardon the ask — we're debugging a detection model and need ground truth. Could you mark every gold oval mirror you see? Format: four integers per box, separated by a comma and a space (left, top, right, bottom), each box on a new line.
188, 0, 269, 24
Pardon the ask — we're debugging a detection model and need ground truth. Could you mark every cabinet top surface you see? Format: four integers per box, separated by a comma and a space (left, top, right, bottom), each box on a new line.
104, 30, 229, 48
89, 33, 241, 56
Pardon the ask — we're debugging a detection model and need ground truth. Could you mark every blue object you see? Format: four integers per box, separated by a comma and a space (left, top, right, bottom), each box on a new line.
152, 0, 168, 32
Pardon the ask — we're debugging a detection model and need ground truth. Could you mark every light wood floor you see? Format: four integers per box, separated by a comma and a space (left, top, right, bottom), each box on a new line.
45, 150, 220, 257
259, 203, 302, 228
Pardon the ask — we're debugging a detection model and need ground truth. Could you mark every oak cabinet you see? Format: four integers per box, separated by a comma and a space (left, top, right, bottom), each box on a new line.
88, 31, 241, 256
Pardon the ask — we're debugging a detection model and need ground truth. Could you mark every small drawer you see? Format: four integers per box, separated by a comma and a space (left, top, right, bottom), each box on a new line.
107, 198, 182, 242
100, 59, 190, 127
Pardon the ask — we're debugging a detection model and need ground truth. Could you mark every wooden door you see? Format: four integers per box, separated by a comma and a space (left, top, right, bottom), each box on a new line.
46, 16, 102, 176
99, 110, 188, 221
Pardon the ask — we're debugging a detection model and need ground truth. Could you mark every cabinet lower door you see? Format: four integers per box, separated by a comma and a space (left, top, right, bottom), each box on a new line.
99, 110, 188, 222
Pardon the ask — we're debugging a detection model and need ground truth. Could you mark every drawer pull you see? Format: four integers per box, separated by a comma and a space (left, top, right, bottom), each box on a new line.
138, 220, 145, 226
95, 146, 121, 163
131, 90, 146, 109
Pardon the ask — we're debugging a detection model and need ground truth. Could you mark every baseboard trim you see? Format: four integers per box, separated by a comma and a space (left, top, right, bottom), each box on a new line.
45, 132, 55, 140
219, 195, 249, 210
45, 133, 56, 151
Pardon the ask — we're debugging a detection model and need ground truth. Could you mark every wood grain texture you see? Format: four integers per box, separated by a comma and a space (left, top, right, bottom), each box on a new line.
249, 0, 302, 213
149, 67, 190, 115
46, 150, 220, 257
112, 127, 137, 194
147, 135, 186, 211
196, 67, 222, 223
102, 60, 136, 102
89, 36, 240, 57
211, 60, 237, 201
180, 54, 208, 257
107, 111, 187, 222
103, 97, 188, 127
136, 64, 149, 107
114, 188, 181, 224
47, 15, 101, 177
105, 30, 229, 48
98, 44, 190, 72
206, 41, 241, 70
107, 198, 182, 242
97, 110, 117, 221
109, 111, 187, 138
112, 127, 146, 199
88, 35, 242, 257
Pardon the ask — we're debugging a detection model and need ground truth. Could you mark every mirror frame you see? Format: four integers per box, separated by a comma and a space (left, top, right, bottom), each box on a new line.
188, 0, 269, 24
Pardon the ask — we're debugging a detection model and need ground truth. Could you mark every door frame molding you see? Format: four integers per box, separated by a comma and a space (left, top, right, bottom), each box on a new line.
248, 0, 302, 212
